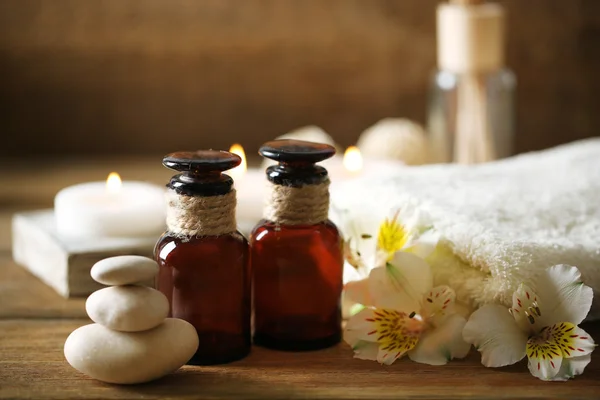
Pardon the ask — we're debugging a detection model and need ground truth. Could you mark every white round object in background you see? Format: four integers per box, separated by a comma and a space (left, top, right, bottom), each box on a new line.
357, 118, 429, 165
54, 179, 166, 238
276, 125, 339, 150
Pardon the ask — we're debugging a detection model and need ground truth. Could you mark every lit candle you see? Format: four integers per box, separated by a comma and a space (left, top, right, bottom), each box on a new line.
229, 144, 265, 233
54, 173, 166, 238
328, 146, 403, 183
342, 145, 363, 174
228, 143, 247, 183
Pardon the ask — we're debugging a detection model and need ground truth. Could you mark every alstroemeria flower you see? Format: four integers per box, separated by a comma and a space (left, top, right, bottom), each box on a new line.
344, 251, 471, 366
463, 265, 595, 381
342, 212, 440, 309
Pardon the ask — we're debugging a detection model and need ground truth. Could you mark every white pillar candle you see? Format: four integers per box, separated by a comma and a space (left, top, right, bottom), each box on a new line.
228, 144, 266, 234
234, 168, 266, 233
55, 173, 166, 238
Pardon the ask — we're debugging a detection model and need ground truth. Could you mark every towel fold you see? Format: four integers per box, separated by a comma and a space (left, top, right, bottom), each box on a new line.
331, 138, 600, 319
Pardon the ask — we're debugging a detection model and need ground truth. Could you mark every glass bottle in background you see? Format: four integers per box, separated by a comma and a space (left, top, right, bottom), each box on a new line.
155, 150, 251, 365
251, 139, 343, 351
428, 0, 516, 164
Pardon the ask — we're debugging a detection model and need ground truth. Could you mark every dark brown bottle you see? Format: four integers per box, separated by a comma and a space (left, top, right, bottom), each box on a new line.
155, 150, 251, 365
251, 139, 343, 351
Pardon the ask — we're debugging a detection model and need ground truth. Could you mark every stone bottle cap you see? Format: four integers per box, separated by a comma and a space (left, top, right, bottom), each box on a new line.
260, 139, 336, 164
163, 150, 241, 196
259, 139, 336, 187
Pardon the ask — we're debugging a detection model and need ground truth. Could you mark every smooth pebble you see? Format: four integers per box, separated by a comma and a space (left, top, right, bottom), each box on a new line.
64, 318, 199, 384
86, 285, 169, 332
91, 255, 158, 286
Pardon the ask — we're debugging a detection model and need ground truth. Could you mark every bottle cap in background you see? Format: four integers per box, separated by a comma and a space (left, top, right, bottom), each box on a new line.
437, 1, 505, 73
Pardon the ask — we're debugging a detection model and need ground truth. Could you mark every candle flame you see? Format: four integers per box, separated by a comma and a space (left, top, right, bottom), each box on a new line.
229, 143, 247, 181
343, 146, 363, 173
106, 172, 122, 194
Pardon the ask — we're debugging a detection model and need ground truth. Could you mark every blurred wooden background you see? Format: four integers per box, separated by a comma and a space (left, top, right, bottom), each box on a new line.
0, 0, 598, 157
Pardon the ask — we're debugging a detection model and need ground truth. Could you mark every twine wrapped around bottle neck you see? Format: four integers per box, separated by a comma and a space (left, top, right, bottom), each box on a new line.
166, 189, 237, 237
263, 179, 330, 225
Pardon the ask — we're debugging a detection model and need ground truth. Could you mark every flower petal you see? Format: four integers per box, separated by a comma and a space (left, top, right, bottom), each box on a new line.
343, 324, 361, 347
544, 323, 596, 358
553, 355, 592, 381
343, 240, 365, 270
526, 329, 564, 381
463, 305, 528, 367
511, 284, 543, 333
349, 308, 423, 365
344, 308, 380, 343
351, 340, 380, 361
369, 252, 433, 313
344, 317, 381, 362
333, 207, 380, 275
533, 265, 593, 326
408, 314, 470, 366
343, 260, 364, 282
341, 288, 365, 319
527, 323, 574, 381
421, 285, 456, 327
344, 278, 375, 307
404, 228, 440, 259
377, 345, 406, 365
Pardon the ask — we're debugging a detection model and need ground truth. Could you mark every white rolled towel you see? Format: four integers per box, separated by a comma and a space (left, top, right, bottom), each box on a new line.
331, 138, 600, 319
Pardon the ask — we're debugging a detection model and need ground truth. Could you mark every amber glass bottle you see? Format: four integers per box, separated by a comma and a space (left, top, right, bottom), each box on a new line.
251, 139, 343, 351
155, 150, 251, 365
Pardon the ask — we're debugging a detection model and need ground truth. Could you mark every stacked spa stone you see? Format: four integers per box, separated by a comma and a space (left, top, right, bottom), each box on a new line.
64, 256, 198, 384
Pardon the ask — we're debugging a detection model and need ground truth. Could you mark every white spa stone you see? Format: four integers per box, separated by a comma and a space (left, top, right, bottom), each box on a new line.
86, 285, 169, 332
64, 318, 199, 384
91, 255, 158, 286
358, 118, 429, 165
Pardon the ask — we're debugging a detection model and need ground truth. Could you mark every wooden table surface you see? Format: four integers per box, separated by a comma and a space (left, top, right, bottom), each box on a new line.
1, 157, 599, 399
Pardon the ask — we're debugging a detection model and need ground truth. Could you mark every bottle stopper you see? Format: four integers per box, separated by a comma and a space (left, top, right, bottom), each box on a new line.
259, 139, 336, 187
163, 150, 241, 196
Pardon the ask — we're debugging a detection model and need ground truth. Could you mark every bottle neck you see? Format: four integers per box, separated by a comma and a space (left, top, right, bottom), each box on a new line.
166, 189, 237, 237
266, 164, 329, 187
167, 172, 233, 197
263, 179, 330, 225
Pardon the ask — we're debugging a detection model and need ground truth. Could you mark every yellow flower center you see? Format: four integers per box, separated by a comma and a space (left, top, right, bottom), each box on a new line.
377, 215, 409, 260
367, 309, 423, 355
526, 322, 587, 363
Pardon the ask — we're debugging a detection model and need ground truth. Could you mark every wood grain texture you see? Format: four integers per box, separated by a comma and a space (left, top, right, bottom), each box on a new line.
1, 320, 599, 399
0, 257, 85, 319
0, 0, 598, 157
12, 210, 157, 297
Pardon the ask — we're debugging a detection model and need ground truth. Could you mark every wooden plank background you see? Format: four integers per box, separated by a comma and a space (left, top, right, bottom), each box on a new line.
0, 0, 599, 157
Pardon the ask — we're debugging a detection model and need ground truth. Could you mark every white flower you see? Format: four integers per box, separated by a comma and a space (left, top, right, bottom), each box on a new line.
340, 211, 440, 313
344, 251, 471, 366
463, 265, 596, 381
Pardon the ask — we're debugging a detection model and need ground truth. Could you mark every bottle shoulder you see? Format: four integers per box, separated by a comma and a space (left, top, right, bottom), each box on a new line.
155, 231, 248, 259
250, 219, 340, 242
